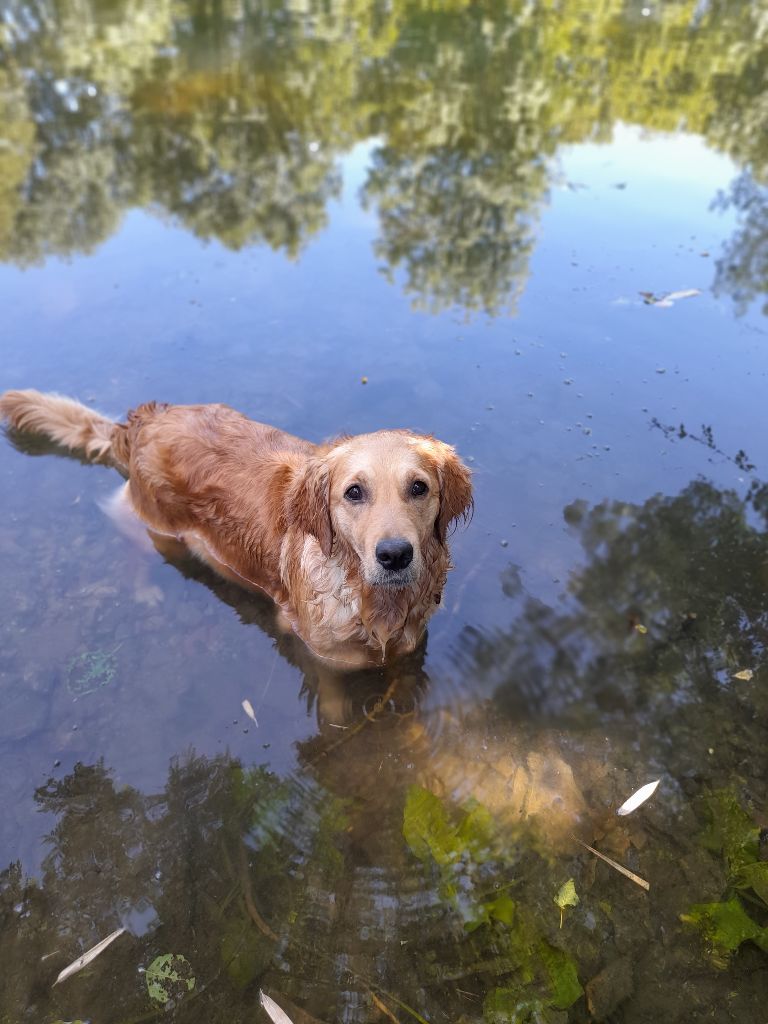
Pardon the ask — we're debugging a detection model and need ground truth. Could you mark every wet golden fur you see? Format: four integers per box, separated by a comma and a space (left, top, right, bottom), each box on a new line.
0, 390, 472, 666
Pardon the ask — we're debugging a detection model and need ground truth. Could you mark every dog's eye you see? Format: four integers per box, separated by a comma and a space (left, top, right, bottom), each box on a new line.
411, 480, 428, 497
344, 484, 364, 502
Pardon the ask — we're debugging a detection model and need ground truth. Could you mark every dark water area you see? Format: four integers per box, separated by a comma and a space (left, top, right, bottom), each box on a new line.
2, 1, 768, 1021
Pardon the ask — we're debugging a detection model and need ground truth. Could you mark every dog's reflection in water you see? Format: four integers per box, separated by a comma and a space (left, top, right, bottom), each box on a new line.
130, 531, 591, 860
7, 429, 589, 852
145, 528, 431, 725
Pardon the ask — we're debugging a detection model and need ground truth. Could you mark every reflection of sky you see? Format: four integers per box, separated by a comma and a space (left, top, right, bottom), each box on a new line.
2, 122, 767, 867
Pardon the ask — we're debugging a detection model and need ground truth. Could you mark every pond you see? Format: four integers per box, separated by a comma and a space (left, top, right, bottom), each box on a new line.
1, 1, 768, 1021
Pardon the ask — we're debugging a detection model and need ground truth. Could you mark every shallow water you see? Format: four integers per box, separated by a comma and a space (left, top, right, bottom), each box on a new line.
2, 1, 768, 1021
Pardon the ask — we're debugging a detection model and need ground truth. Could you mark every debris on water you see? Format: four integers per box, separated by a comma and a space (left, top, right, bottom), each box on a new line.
571, 835, 650, 890
616, 779, 660, 816
733, 668, 753, 681
242, 698, 259, 726
66, 645, 122, 699
259, 990, 295, 1024
53, 927, 126, 985
554, 878, 579, 928
360, 376, 368, 384
640, 288, 701, 308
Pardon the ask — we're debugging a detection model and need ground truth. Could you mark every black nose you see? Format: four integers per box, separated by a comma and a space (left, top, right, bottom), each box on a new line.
375, 537, 414, 572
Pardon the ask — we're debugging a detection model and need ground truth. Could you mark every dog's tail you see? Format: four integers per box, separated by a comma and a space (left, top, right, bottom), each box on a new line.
0, 389, 127, 465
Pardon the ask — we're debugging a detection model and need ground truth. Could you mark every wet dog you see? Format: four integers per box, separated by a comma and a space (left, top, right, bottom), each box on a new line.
0, 390, 472, 666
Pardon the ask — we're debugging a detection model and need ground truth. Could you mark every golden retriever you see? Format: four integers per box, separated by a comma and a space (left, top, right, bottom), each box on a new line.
0, 390, 472, 667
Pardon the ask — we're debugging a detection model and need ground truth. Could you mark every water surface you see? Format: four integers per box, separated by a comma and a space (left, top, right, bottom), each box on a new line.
1, 2, 768, 1022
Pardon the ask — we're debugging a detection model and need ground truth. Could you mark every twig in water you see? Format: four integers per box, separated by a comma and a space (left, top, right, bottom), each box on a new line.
371, 991, 400, 1023
570, 835, 649, 891
239, 844, 279, 940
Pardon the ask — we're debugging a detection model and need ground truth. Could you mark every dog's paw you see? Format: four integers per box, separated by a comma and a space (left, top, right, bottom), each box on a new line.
135, 583, 164, 607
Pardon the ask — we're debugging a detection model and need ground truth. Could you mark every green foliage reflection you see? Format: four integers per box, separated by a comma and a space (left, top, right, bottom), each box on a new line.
2, 0, 768, 311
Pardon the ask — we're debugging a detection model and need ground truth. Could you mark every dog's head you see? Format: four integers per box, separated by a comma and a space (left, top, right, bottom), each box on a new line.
289, 431, 472, 587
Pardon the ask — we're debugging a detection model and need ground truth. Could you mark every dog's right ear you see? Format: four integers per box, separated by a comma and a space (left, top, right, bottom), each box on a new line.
286, 458, 333, 558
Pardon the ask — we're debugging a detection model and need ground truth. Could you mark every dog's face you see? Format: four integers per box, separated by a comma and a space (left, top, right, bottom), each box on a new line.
291, 431, 473, 587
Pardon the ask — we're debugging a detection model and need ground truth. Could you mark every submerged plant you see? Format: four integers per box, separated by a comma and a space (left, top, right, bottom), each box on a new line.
681, 789, 768, 965
402, 785, 583, 1017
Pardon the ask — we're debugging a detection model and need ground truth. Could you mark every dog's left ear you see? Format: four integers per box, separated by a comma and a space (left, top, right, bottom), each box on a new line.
287, 458, 334, 557
434, 444, 473, 545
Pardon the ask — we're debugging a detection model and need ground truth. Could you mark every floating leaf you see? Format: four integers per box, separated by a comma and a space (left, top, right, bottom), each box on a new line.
53, 927, 126, 986
241, 698, 259, 726
259, 990, 295, 1024
146, 953, 196, 1005
554, 879, 579, 910
554, 879, 579, 927
733, 668, 753, 681
616, 779, 660, 816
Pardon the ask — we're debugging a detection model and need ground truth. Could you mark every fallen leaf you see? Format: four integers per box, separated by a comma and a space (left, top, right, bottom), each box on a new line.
617, 779, 660, 816
53, 927, 126, 986
733, 669, 753, 681
634, 623, 648, 635
555, 878, 579, 928
555, 878, 580, 910
260, 990, 295, 1024
241, 699, 259, 726
146, 953, 196, 1005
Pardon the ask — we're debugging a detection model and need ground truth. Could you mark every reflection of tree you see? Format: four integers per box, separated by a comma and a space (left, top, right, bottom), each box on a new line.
466, 479, 768, 760
360, 2, 553, 314
364, 144, 540, 315
713, 172, 768, 315
0, 742, 587, 1022
2, 0, 768, 306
